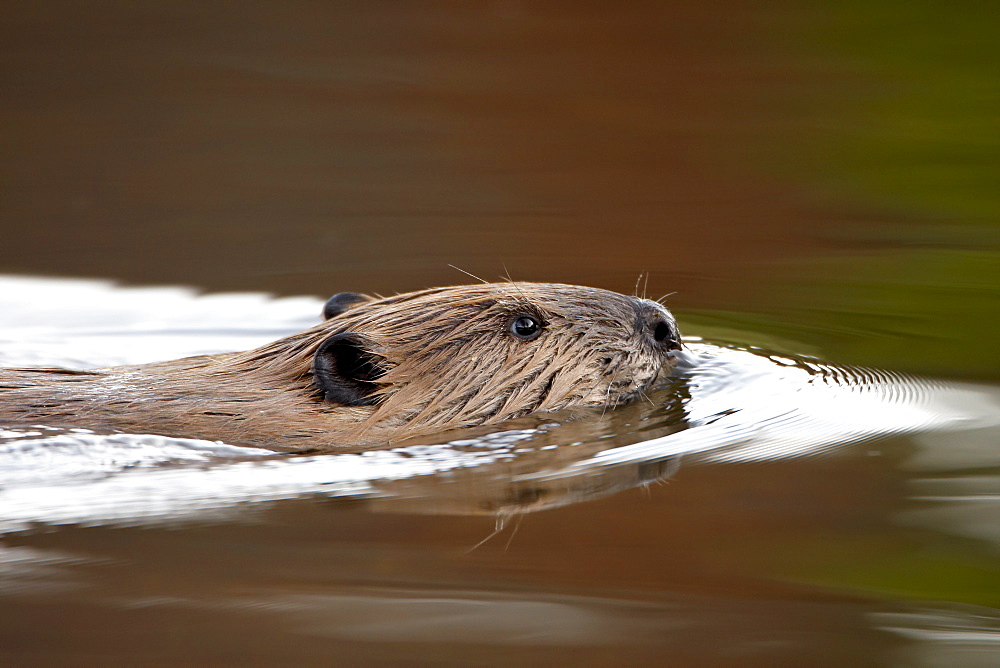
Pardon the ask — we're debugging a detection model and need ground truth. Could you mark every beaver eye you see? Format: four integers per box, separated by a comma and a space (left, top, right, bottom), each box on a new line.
510, 314, 543, 341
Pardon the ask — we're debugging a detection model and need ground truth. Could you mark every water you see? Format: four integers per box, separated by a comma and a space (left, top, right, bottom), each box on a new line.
1, 276, 999, 665
2, 2, 998, 665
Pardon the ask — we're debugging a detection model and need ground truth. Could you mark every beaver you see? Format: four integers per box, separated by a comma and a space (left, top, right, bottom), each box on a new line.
0, 282, 681, 452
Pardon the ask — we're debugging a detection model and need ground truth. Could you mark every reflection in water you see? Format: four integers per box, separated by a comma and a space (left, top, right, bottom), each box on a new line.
2, 276, 1000, 664
1, 276, 997, 532
875, 608, 1000, 668
2, 1, 997, 662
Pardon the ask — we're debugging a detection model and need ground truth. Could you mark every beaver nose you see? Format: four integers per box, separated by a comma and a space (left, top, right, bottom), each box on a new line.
649, 315, 681, 351
635, 299, 681, 352
634, 298, 682, 352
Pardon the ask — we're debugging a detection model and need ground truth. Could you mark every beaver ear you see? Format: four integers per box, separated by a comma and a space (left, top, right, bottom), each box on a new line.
323, 292, 372, 319
312, 333, 385, 406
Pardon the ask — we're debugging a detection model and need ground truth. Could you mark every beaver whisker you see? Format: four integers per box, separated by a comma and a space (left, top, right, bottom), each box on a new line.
656, 291, 677, 305
601, 380, 615, 418
447, 264, 488, 284
465, 510, 524, 553
599, 357, 632, 418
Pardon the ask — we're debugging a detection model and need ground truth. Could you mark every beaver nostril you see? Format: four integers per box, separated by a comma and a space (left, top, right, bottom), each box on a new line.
649, 317, 681, 351
652, 319, 671, 343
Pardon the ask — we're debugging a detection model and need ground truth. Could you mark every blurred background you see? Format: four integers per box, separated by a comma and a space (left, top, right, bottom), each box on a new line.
3, 0, 996, 378
3, 4, 1000, 665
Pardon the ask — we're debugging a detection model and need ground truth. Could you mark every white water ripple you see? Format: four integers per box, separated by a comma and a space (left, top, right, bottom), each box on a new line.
1, 275, 998, 531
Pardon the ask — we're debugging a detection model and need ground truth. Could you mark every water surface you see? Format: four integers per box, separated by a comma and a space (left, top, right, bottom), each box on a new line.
2, 276, 999, 666
2, 2, 998, 665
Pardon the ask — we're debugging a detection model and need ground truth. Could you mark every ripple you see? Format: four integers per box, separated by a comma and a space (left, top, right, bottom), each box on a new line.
1, 275, 998, 531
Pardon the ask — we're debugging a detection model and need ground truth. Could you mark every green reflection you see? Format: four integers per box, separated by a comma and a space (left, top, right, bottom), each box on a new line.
802, 0, 999, 219
684, 248, 1000, 378
761, 534, 1000, 608
687, 1, 999, 380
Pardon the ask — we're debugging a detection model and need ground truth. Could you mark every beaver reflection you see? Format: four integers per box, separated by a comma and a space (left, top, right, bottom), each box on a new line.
0, 283, 680, 452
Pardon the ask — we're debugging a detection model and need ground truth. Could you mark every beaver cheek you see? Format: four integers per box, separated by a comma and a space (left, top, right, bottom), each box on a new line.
311, 333, 385, 407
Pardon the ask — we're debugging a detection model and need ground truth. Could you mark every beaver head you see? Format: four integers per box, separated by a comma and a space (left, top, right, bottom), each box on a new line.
232, 282, 680, 441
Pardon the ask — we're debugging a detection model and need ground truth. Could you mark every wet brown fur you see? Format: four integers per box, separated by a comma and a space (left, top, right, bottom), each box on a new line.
0, 283, 679, 452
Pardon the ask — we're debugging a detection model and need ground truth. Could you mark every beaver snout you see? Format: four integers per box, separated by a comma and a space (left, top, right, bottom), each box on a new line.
635, 301, 682, 353
649, 316, 681, 351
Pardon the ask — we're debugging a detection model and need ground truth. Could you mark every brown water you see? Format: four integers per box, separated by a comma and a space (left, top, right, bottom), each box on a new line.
2, 2, 1000, 666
